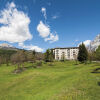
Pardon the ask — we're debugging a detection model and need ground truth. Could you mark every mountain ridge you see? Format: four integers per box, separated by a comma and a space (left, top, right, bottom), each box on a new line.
0, 43, 18, 50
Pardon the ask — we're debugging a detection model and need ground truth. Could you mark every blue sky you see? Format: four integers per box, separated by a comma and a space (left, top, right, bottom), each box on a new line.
0, 0, 100, 52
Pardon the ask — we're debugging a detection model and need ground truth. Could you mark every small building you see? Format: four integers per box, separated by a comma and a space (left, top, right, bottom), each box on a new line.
53, 47, 79, 60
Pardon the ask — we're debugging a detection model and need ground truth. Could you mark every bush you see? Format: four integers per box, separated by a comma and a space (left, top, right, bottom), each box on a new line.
13, 67, 26, 74
48, 62, 54, 66
36, 61, 42, 68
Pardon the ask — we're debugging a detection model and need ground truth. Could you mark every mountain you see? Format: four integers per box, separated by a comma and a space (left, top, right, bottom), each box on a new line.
0, 43, 18, 50
89, 34, 100, 51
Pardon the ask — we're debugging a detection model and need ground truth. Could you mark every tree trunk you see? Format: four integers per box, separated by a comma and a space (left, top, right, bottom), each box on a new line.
18, 63, 20, 69
22, 63, 24, 68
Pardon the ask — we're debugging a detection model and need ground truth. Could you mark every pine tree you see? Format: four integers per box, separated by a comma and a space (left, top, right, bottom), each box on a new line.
49, 49, 54, 62
44, 49, 50, 62
78, 43, 88, 63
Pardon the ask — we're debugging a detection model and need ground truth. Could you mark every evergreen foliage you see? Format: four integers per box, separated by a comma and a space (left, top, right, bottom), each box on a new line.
44, 49, 54, 62
78, 43, 88, 63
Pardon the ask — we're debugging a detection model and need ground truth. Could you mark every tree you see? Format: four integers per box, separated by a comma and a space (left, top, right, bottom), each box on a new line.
32, 50, 36, 62
20, 50, 27, 68
49, 49, 54, 62
0, 49, 16, 66
11, 50, 27, 69
88, 51, 96, 63
0, 56, 3, 66
78, 43, 88, 63
44, 49, 54, 62
44, 49, 50, 62
95, 45, 100, 61
36, 52, 44, 61
11, 51, 20, 69
73, 54, 78, 64
26, 51, 33, 62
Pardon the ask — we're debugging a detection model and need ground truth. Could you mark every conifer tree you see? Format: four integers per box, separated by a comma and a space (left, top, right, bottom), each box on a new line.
44, 49, 54, 62
78, 43, 88, 63
44, 49, 50, 62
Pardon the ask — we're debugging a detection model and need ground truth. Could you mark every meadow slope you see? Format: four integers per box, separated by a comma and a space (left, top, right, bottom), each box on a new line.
0, 61, 100, 100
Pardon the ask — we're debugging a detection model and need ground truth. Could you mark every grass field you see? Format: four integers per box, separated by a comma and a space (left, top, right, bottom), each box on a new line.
0, 61, 100, 100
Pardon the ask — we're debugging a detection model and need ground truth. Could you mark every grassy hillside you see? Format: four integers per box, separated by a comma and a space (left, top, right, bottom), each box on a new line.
0, 61, 100, 100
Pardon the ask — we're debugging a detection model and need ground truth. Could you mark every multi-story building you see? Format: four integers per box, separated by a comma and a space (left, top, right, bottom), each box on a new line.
53, 47, 79, 60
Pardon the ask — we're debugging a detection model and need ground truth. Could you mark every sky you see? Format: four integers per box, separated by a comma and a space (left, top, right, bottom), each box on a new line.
0, 0, 100, 52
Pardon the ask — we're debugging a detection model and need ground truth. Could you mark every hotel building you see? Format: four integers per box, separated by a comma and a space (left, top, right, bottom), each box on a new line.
53, 47, 79, 60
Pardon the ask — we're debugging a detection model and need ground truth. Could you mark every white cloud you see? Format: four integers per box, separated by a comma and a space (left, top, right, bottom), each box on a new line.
37, 21, 59, 43
78, 40, 91, 47
37, 7, 59, 43
72, 39, 79, 45
37, 21, 50, 38
52, 15, 59, 19
0, 2, 32, 43
83, 40, 91, 46
18, 42, 43, 52
45, 33, 59, 43
18, 42, 24, 47
41, 7, 47, 20
75, 39, 79, 42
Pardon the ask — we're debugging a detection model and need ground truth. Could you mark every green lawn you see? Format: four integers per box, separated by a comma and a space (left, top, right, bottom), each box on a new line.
0, 61, 100, 100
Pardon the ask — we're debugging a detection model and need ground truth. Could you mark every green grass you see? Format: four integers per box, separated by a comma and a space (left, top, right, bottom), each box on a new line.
0, 61, 100, 100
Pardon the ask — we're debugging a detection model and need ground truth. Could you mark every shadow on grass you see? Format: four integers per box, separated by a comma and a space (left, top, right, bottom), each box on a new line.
74, 64, 79, 65
24, 66, 34, 69
13, 65, 36, 74
91, 68, 100, 73
98, 82, 100, 86
13, 67, 26, 74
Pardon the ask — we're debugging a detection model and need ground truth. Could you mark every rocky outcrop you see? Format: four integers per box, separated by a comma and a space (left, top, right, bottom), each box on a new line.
89, 34, 100, 51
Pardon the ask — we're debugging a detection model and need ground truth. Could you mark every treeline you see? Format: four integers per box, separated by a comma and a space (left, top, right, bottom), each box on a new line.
44, 49, 54, 62
78, 43, 100, 63
0, 44, 100, 69
88, 45, 100, 62
0, 49, 44, 67
0, 49, 16, 65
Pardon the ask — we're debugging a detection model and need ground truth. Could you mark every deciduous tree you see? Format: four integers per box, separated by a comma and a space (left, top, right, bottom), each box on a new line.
95, 45, 100, 61
11, 50, 27, 69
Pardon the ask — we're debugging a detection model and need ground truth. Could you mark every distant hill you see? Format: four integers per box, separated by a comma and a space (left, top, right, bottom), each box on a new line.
0, 43, 18, 50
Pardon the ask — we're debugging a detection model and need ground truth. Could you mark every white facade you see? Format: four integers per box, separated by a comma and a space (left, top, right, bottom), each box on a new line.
53, 47, 79, 60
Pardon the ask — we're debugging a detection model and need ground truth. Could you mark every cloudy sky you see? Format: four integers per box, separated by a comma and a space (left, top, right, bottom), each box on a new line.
0, 0, 100, 52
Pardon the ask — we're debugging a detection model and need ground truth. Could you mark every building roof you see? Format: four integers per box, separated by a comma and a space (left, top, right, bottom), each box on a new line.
52, 47, 79, 49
